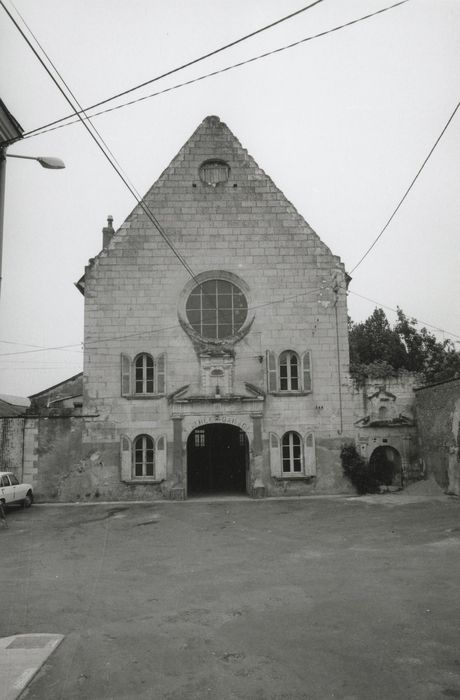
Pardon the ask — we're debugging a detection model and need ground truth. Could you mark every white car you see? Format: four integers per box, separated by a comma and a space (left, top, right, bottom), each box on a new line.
0, 471, 33, 508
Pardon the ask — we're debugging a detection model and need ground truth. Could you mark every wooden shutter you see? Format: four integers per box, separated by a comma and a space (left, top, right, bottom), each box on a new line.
156, 435, 167, 480
269, 432, 282, 477
157, 353, 166, 394
266, 350, 277, 392
120, 436, 132, 481
121, 354, 131, 396
302, 351, 312, 392
304, 432, 316, 476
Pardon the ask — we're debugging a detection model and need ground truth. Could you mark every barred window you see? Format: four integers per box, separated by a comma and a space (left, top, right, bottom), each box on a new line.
185, 279, 248, 340
134, 435, 155, 477
194, 429, 206, 447
282, 432, 302, 473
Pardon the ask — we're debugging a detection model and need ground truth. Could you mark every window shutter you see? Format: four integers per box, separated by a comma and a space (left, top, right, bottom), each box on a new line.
157, 353, 166, 394
269, 432, 282, 477
302, 351, 312, 392
304, 432, 316, 476
156, 435, 167, 480
120, 436, 132, 481
121, 354, 131, 396
266, 350, 277, 392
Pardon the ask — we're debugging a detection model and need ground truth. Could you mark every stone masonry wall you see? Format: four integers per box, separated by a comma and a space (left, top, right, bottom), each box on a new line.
0, 417, 24, 477
415, 378, 460, 494
81, 116, 353, 499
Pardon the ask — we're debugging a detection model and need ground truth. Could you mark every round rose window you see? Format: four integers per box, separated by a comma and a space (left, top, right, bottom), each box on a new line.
185, 279, 248, 339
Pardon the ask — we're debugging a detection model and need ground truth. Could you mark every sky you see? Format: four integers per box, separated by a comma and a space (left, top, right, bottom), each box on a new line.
0, 0, 459, 398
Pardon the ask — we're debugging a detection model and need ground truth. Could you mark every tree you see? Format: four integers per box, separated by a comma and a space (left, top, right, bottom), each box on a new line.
394, 309, 460, 383
349, 308, 408, 381
349, 308, 460, 384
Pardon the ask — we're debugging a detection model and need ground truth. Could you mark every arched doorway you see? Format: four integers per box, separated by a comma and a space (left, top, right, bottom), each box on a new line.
187, 424, 248, 496
369, 446, 402, 487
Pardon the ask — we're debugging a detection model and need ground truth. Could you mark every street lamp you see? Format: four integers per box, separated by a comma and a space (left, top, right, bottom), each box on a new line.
0, 147, 66, 297
6, 153, 65, 169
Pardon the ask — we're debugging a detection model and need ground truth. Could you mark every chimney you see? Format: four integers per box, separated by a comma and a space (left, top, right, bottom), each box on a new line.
102, 215, 114, 247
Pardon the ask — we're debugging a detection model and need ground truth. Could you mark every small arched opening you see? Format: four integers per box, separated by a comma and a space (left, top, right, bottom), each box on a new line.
187, 423, 249, 496
369, 446, 402, 487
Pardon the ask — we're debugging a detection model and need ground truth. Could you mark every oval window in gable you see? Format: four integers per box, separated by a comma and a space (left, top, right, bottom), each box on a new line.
199, 160, 230, 186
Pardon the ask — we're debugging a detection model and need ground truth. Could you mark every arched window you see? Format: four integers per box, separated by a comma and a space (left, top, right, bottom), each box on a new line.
135, 354, 154, 394
279, 351, 299, 391
134, 435, 155, 477
378, 406, 388, 420
282, 432, 302, 473
266, 350, 312, 393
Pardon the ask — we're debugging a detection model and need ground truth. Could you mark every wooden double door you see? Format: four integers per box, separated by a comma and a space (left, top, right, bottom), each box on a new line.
187, 423, 248, 495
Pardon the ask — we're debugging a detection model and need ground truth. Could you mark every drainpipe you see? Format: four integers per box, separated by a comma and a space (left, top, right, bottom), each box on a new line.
21, 415, 26, 482
0, 145, 7, 299
333, 279, 344, 435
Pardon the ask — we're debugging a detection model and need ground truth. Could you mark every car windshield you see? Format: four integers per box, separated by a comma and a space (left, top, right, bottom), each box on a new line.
9, 474, 19, 485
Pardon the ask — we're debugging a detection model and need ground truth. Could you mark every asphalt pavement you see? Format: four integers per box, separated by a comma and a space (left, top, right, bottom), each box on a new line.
1, 494, 459, 699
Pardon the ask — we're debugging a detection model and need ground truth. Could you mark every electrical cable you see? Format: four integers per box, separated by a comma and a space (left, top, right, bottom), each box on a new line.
1, 276, 459, 362
5, 0, 265, 325
21, 0, 409, 140
0, 338, 83, 353
346, 289, 460, 341
0, 286, 325, 357
19, 0, 326, 138
350, 98, 460, 274
0, 0, 201, 288
3, 2, 456, 363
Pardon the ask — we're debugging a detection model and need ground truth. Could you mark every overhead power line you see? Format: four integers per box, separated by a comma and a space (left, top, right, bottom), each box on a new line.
0, 286, 325, 357
1, 0, 202, 287
350, 98, 460, 274
20, 0, 326, 138
2, 276, 460, 361
347, 289, 460, 342
8, 0, 146, 207
22, 0, 410, 140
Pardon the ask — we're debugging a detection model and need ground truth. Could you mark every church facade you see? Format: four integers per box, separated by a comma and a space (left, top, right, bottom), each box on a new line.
76, 115, 354, 500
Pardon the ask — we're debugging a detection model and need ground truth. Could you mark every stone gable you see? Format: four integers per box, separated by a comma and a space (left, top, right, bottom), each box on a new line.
76, 115, 354, 500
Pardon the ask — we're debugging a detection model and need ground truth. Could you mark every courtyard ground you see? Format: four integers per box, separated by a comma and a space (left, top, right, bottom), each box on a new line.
1, 494, 459, 700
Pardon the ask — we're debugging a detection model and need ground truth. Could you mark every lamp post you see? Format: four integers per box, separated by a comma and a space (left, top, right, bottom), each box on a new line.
0, 146, 65, 298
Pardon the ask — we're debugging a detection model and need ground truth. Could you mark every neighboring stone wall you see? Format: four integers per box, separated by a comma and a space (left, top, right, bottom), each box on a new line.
415, 378, 460, 494
0, 417, 24, 477
351, 372, 422, 485
32, 416, 84, 501
351, 372, 421, 425
80, 115, 354, 499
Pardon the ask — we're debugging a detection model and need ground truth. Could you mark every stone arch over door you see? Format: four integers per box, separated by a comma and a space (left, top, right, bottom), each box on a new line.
369, 446, 402, 487
186, 423, 249, 496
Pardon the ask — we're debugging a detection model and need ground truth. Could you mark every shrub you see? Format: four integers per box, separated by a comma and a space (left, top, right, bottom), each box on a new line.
341, 443, 380, 495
